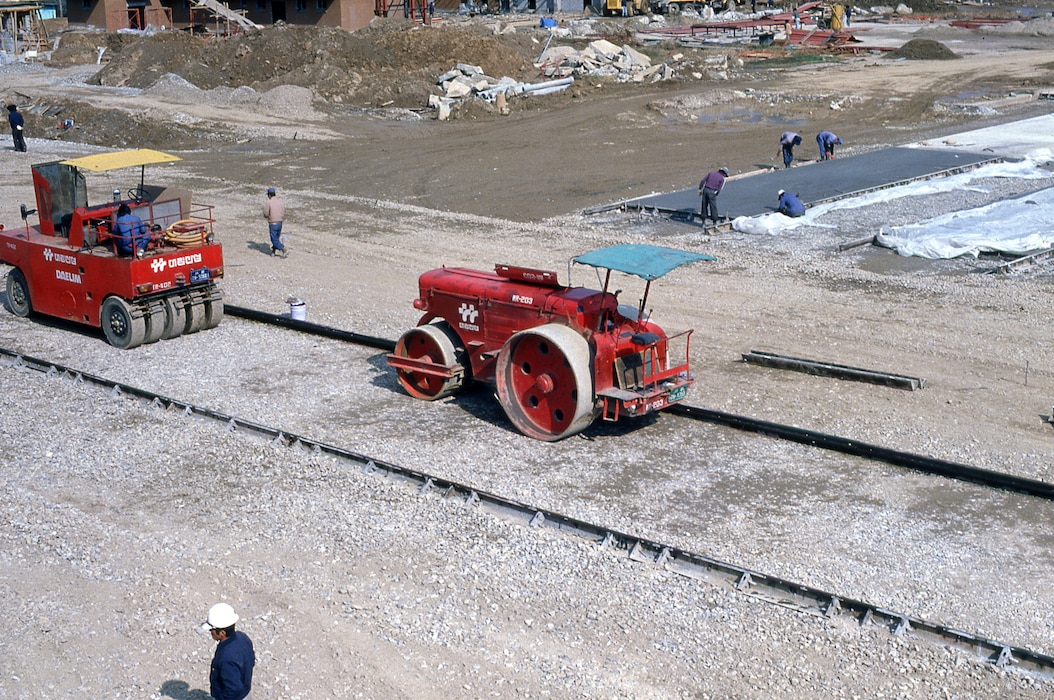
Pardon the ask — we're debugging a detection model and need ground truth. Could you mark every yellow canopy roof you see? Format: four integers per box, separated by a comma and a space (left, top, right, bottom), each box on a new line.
60, 149, 181, 173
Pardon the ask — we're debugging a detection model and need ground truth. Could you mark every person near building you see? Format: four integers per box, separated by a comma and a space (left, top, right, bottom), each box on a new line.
113, 203, 148, 256
779, 131, 802, 168
7, 104, 26, 152
201, 602, 255, 700
777, 189, 806, 217
816, 130, 842, 161
263, 186, 286, 257
697, 167, 729, 225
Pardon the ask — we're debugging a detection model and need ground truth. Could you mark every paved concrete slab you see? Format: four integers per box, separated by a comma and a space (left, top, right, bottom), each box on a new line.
624, 147, 998, 224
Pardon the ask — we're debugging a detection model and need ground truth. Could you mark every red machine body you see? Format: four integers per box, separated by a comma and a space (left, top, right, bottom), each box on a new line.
387, 245, 714, 441
0, 149, 224, 349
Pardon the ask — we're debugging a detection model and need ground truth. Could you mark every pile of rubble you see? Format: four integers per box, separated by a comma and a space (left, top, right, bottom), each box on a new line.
535, 39, 680, 82
428, 40, 681, 119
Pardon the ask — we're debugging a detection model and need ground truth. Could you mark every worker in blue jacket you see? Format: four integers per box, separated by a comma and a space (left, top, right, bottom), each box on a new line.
7, 104, 26, 152
202, 603, 255, 700
113, 203, 149, 256
777, 189, 806, 217
816, 130, 842, 160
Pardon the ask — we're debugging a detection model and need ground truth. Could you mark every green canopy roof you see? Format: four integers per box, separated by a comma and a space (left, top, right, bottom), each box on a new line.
572, 244, 715, 281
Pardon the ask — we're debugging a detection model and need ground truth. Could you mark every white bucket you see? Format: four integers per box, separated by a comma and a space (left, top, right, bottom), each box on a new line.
289, 299, 306, 321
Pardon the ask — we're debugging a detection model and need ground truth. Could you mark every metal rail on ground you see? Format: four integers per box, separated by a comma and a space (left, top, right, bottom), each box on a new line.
2, 344, 1053, 678
223, 306, 1054, 502
741, 350, 926, 390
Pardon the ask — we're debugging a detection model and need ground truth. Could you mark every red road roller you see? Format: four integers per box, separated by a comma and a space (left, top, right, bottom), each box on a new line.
0, 149, 224, 349
386, 243, 714, 440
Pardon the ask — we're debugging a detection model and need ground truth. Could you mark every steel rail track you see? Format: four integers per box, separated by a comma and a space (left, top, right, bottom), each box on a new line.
2, 344, 1054, 678
225, 304, 1054, 502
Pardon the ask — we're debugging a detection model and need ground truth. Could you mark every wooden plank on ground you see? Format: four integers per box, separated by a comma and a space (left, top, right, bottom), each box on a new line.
742, 350, 926, 390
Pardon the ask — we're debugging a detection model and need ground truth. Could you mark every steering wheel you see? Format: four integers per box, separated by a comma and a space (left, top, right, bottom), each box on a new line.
126, 186, 147, 202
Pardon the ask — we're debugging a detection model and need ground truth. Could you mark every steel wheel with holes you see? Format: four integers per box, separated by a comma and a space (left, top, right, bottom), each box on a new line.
393, 322, 468, 400
5, 268, 32, 317
100, 297, 146, 349
496, 324, 596, 441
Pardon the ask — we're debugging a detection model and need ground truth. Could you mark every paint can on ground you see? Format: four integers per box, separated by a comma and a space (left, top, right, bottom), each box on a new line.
288, 297, 306, 321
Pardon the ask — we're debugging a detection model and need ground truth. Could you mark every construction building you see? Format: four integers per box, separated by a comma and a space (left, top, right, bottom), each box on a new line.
66, 0, 376, 33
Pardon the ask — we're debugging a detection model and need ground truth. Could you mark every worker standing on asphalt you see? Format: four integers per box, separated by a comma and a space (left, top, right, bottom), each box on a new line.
697, 167, 729, 226
779, 131, 802, 168
817, 130, 842, 161
777, 189, 806, 217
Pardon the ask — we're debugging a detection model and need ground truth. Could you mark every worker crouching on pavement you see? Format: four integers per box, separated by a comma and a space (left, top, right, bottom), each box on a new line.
777, 189, 806, 218
697, 167, 729, 226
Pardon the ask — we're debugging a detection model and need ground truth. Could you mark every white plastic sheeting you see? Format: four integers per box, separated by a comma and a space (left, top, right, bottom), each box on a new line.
730, 152, 1054, 258
876, 186, 1054, 259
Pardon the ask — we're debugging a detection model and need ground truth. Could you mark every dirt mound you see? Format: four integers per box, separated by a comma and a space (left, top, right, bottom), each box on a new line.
50, 30, 138, 66
887, 38, 959, 60
78, 23, 535, 108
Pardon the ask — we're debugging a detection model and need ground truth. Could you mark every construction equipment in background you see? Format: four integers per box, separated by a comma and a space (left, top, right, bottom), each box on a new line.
604, 0, 649, 16
807, 1, 845, 30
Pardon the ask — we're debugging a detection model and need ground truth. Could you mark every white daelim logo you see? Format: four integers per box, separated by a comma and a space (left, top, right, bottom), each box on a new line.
151, 258, 167, 273
43, 248, 54, 261
459, 303, 478, 324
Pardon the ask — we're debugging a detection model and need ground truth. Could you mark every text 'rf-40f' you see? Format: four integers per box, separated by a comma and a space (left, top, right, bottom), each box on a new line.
0, 149, 224, 349
387, 244, 714, 441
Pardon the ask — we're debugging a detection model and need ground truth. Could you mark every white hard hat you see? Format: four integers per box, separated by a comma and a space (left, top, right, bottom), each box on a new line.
777, 189, 785, 198
201, 603, 239, 631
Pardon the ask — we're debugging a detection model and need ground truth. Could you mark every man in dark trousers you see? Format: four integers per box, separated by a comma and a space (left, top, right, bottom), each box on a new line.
202, 603, 255, 700
779, 131, 802, 168
816, 130, 842, 161
263, 186, 286, 257
697, 167, 729, 225
777, 189, 806, 217
7, 104, 26, 152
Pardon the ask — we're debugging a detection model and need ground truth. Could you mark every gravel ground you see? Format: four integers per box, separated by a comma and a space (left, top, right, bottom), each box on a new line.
2, 132, 1054, 698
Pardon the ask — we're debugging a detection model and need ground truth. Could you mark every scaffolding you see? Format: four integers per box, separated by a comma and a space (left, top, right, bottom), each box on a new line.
0, 2, 48, 57
374, 0, 432, 24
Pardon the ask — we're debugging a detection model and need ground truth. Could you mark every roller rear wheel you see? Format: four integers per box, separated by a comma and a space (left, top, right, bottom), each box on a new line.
393, 322, 468, 400
5, 268, 32, 317
101, 297, 146, 349
143, 302, 165, 344
203, 298, 224, 330
496, 324, 596, 441
160, 296, 187, 340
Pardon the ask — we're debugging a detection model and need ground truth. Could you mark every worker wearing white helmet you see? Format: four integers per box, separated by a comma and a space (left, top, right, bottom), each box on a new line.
201, 602, 255, 700
777, 189, 806, 218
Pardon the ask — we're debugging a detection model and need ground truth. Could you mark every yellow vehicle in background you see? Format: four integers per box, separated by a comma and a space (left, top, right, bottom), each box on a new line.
604, 0, 648, 15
